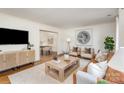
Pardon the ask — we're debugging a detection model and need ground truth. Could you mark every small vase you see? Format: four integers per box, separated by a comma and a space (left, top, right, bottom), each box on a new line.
64, 54, 70, 61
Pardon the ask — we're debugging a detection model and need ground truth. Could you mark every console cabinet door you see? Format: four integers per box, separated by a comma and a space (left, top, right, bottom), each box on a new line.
5, 53, 17, 69
27, 50, 35, 63
18, 51, 27, 66
0, 54, 6, 71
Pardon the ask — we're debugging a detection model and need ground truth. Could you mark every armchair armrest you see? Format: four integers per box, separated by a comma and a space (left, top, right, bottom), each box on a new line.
73, 65, 88, 84
76, 71, 97, 84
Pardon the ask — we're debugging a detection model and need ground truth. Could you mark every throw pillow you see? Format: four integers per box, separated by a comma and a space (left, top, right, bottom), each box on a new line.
73, 47, 78, 52
105, 67, 124, 83
97, 79, 108, 84
87, 62, 107, 78
95, 52, 107, 62
85, 48, 91, 54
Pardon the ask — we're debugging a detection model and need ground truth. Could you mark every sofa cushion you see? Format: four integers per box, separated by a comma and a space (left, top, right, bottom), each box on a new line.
105, 67, 124, 83
85, 48, 91, 54
72, 47, 78, 52
69, 52, 78, 56
81, 47, 85, 52
81, 53, 92, 59
87, 62, 108, 79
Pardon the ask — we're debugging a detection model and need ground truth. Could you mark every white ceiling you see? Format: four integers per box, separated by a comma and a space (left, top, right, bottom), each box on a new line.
0, 8, 118, 29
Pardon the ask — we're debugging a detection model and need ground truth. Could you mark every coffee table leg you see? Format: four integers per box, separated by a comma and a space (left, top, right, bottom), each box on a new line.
77, 61, 80, 67
45, 64, 49, 74
59, 70, 64, 82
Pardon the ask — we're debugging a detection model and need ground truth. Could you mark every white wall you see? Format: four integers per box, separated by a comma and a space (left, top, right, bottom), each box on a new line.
115, 16, 119, 51
60, 22, 116, 53
119, 9, 124, 47
0, 13, 61, 61
0, 12, 116, 61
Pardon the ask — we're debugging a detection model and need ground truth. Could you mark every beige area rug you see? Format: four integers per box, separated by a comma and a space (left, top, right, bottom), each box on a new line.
8, 59, 90, 84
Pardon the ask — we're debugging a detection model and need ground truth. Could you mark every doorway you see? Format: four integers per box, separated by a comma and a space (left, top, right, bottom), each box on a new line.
40, 30, 58, 59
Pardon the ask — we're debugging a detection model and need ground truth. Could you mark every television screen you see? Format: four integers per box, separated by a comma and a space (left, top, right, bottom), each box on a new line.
0, 28, 29, 44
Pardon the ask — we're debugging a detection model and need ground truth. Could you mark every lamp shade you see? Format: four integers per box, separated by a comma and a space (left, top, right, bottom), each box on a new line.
108, 47, 124, 72
66, 38, 71, 42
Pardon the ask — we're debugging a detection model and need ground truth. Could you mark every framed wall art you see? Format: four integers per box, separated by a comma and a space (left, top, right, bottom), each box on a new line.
75, 29, 93, 46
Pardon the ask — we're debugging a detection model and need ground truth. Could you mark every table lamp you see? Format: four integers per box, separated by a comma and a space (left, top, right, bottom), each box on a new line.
64, 38, 71, 61
66, 38, 71, 53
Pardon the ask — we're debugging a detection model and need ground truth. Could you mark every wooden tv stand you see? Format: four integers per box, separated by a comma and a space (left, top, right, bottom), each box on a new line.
0, 50, 35, 72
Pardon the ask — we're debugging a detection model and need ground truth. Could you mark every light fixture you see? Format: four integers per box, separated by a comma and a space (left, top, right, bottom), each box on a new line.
66, 38, 71, 53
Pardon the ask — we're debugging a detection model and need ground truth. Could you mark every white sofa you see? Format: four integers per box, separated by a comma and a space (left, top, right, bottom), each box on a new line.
69, 47, 94, 59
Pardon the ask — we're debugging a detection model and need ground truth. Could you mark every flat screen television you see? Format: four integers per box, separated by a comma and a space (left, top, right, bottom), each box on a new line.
0, 28, 29, 45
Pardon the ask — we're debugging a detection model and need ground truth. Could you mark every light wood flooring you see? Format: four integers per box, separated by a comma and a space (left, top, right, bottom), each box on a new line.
0, 53, 57, 84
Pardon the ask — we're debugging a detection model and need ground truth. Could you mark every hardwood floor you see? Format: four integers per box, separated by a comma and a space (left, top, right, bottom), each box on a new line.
0, 53, 57, 84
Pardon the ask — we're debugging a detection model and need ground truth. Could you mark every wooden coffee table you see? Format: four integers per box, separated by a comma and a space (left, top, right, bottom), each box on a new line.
45, 56, 80, 82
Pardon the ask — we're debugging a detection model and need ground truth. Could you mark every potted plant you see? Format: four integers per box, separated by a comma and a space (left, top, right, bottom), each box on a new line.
104, 36, 115, 58
27, 42, 34, 50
